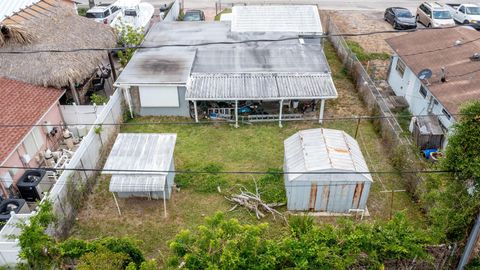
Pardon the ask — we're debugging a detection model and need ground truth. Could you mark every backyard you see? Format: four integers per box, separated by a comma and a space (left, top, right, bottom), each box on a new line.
71, 42, 425, 265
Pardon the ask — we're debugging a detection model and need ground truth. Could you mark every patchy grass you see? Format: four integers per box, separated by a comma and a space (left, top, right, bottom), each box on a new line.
214, 8, 231, 21
71, 41, 425, 266
346, 40, 390, 62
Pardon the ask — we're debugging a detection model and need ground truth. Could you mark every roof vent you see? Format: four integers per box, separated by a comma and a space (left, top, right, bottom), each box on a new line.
454, 40, 462, 46
470, 53, 480, 61
441, 67, 447, 83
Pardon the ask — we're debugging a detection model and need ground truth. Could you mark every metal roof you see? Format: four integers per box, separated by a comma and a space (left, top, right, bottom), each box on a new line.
231, 5, 323, 33
186, 73, 337, 101
284, 128, 373, 182
115, 49, 196, 85
109, 175, 166, 192
103, 133, 176, 175
0, 0, 40, 21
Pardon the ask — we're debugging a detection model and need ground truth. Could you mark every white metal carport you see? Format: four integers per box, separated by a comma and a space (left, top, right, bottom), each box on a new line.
103, 133, 177, 217
186, 73, 338, 127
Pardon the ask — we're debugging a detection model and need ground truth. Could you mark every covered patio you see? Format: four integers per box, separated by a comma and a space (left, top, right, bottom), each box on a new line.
187, 72, 338, 127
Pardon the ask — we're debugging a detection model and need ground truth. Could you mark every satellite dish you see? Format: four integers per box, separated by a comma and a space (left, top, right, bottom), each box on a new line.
418, 69, 433, 80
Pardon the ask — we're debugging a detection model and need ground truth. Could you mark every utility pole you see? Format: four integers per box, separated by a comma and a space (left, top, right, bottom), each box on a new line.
380, 189, 406, 220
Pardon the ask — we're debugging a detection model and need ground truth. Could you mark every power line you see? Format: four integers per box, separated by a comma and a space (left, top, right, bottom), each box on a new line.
0, 112, 473, 128
0, 165, 453, 176
0, 24, 475, 55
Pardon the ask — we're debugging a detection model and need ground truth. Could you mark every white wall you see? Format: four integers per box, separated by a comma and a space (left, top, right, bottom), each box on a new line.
60, 105, 106, 125
139, 86, 180, 107
388, 56, 455, 131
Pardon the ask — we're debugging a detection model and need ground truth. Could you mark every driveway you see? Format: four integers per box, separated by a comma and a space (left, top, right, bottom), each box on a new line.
144, 0, 464, 11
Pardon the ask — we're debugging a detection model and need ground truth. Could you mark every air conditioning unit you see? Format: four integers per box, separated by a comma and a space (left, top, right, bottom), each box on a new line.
0, 199, 30, 223
16, 170, 54, 202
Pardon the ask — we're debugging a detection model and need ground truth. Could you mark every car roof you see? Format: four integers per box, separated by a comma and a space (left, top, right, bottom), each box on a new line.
423, 2, 448, 10
87, 6, 109, 12
185, 10, 203, 14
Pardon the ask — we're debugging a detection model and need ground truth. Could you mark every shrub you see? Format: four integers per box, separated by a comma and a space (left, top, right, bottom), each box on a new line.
90, 93, 109, 105
76, 248, 128, 270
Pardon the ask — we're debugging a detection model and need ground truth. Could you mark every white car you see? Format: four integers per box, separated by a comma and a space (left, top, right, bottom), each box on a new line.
416, 2, 456, 28
445, 3, 480, 25
86, 3, 122, 24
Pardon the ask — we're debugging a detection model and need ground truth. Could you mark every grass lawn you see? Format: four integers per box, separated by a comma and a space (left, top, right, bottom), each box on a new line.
71, 42, 425, 266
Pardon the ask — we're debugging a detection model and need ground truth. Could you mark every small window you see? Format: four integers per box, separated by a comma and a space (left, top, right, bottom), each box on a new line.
419, 85, 428, 98
396, 59, 406, 77
104, 10, 110, 17
459, 6, 465, 13
442, 108, 451, 120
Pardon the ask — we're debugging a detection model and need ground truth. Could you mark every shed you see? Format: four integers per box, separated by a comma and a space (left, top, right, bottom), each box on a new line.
410, 116, 444, 150
103, 133, 177, 216
284, 128, 373, 213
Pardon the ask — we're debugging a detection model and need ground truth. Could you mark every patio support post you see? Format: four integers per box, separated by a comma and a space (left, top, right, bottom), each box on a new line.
279, 99, 284, 128
193, 100, 199, 123
163, 188, 167, 218
319, 99, 325, 124
69, 79, 80, 105
123, 87, 133, 119
112, 192, 122, 216
235, 100, 239, 128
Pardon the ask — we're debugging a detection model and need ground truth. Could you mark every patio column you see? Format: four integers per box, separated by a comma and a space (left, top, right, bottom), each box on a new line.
319, 99, 325, 124
123, 87, 133, 119
69, 79, 80, 105
193, 100, 199, 123
279, 99, 284, 128
163, 189, 167, 218
234, 100, 239, 128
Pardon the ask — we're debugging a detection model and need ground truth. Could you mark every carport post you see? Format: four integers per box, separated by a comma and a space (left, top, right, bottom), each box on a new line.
193, 100, 199, 123
112, 192, 122, 216
319, 99, 325, 124
279, 99, 284, 128
163, 190, 167, 218
123, 87, 133, 119
235, 100, 239, 128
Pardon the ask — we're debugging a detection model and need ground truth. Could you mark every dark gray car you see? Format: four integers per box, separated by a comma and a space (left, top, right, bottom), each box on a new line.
183, 10, 205, 21
384, 7, 417, 30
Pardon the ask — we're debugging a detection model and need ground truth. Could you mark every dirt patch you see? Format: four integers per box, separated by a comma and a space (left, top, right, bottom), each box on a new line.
327, 11, 404, 54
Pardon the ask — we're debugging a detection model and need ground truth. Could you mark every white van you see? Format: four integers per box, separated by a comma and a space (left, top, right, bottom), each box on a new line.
416, 2, 456, 28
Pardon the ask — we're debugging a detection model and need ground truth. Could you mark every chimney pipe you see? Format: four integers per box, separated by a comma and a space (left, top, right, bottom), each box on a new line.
441, 67, 447, 83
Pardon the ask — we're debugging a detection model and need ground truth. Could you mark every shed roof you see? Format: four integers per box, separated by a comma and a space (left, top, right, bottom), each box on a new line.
284, 128, 373, 182
103, 133, 176, 175
231, 5, 322, 33
387, 27, 480, 116
186, 73, 337, 100
109, 175, 166, 193
0, 77, 64, 165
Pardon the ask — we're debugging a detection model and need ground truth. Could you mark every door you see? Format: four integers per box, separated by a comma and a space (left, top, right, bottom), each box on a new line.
351, 182, 364, 209
308, 183, 317, 211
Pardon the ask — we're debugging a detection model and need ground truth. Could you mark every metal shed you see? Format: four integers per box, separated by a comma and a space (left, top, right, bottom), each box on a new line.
103, 133, 177, 216
283, 128, 373, 214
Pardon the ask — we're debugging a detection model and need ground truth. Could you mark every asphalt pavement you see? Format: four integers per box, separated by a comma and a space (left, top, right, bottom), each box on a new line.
143, 0, 464, 11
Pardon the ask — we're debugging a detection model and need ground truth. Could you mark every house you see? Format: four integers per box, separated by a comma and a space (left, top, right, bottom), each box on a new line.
386, 27, 480, 147
0, 0, 116, 105
283, 128, 372, 214
0, 78, 65, 198
102, 133, 177, 217
115, 5, 337, 127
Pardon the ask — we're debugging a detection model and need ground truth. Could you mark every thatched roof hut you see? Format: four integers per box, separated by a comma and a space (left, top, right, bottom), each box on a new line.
0, 0, 116, 88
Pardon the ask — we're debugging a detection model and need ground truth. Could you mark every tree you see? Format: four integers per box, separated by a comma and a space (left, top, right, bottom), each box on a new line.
116, 23, 145, 67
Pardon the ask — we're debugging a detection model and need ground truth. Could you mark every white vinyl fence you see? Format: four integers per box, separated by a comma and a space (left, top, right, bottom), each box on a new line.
60, 104, 105, 125
0, 90, 124, 266
162, 0, 180, 21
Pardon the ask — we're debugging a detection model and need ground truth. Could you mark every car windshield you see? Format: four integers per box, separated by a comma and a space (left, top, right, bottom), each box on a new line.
184, 13, 201, 21
433, 11, 452, 19
466, 7, 480, 15
86, 12, 104, 18
396, 10, 412, 17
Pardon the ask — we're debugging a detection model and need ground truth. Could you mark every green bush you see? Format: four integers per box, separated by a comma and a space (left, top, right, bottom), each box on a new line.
90, 93, 109, 105
77, 248, 128, 270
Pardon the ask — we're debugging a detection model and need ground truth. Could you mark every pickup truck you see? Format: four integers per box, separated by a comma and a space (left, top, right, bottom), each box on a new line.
445, 3, 480, 25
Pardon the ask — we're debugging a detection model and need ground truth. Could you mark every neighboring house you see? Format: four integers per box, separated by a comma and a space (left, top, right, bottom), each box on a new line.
0, 78, 65, 198
386, 27, 480, 147
115, 5, 337, 126
0, 0, 116, 105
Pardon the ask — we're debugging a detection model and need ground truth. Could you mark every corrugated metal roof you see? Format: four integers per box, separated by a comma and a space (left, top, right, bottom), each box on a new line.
231, 5, 323, 33
284, 128, 373, 182
186, 73, 337, 100
109, 175, 166, 192
0, 0, 40, 21
103, 133, 176, 175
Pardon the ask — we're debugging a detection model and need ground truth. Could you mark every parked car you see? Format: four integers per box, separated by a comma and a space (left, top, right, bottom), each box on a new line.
445, 3, 480, 30
183, 10, 205, 21
384, 7, 417, 29
86, 3, 122, 24
416, 2, 456, 28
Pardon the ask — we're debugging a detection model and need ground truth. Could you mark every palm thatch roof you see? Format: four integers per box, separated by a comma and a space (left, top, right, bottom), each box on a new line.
0, 0, 116, 88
